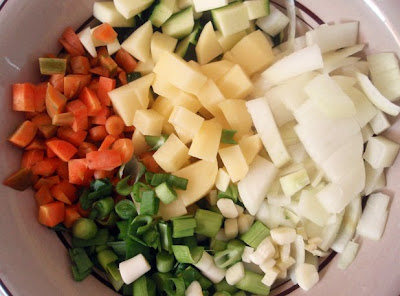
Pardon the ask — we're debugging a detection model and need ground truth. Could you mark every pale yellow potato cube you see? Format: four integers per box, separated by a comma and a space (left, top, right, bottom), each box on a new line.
196, 22, 223, 65
188, 60, 202, 71
175, 126, 193, 145
216, 30, 247, 53
239, 134, 263, 165
151, 32, 178, 64
153, 52, 208, 95
152, 74, 181, 98
132, 109, 164, 136
197, 79, 226, 117
230, 31, 274, 76
132, 129, 150, 156
169, 106, 204, 139
135, 58, 155, 75
130, 73, 155, 109
174, 160, 219, 206
215, 167, 231, 192
189, 120, 222, 161
218, 99, 252, 138
153, 133, 190, 172
219, 145, 249, 182
168, 91, 202, 113
217, 65, 253, 100
158, 197, 188, 220
198, 107, 214, 120
200, 60, 235, 82
222, 51, 240, 64
210, 114, 231, 130
151, 96, 174, 118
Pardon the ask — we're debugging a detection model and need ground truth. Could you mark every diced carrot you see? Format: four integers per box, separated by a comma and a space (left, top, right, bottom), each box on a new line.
66, 99, 88, 132
46, 83, 67, 118
38, 201, 65, 227
44, 53, 57, 58
97, 77, 116, 106
105, 115, 125, 137
12, 83, 35, 112
124, 126, 136, 133
51, 180, 77, 205
3, 168, 34, 191
93, 23, 118, 44
79, 87, 102, 116
31, 113, 58, 139
34, 175, 60, 191
31, 158, 61, 177
21, 150, 45, 169
88, 77, 100, 92
64, 74, 91, 99
49, 74, 65, 93
99, 135, 117, 151
115, 48, 137, 73
70, 56, 90, 75
86, 150, 122, 171
25, 138, 46, 150
140, 151, 160, 173
90, 66, 110, 77
57, 161, 69, 180
78, 142, 98, 158
64, 206, 82, 228
112, 138, 134, 164
91, 106, 111, 125
46, 147, 56, 158
46, 139, 78, 162
52, 112, 74, 126
34, 185, 54, 206
89, 125, 108, 142
68, 158, 93, 185
57, 127, 87, 147
31, 113, 51, 126
89, 56, 99, 67
118, 71, 127, 85
34, 82, 47, 112
59, 27, 85, 57
24, 112, 40, 120
98, 47, 118, 77
76, 201, 90, 217
8, 120, 37, 148
111, 176, 120, 186
94, 169, 114, 180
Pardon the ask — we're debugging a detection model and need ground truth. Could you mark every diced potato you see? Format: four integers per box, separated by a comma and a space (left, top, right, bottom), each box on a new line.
173, 160, 218, 206
217, 64, 253, 100
132, 109, 164, 136
198, 107, 214, 120
130, 73, 155, 109
189, 120, 222, 161
152, 74, 181, 98
222, 51, 240, 64
168, 91, 202, 113
215, 167, 231, 192
218, 99, 252, 138
135, 58, 155, 75
175, 126, 193, 144
153, 133, 190, 172
150, 32, 178, 64
153, 52, 208, 94
151, 96, 174, 118
239, 134, 263, 165
216, 30, 247, 53
196, 79, 226, 117
363, 136, 400, 168
196, 22, 223, 65
158, 197, 188, 220
132, 129, 150, 156
121, 20, 153, 62
200, 60, 235, 82
219, 145, 249, 182
230, 31, 274, 76
169, 106, 204, 139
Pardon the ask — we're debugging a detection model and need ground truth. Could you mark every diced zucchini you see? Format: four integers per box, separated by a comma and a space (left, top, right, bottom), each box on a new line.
192, 0, 228, 12
150, 0, 177, 27
151, 32, 178, 63
162, 6, 195, 39
211, 2, 250, 37
256, 5, 289, 37
175, 23, 202, 61
93, 2, 136, 27
114, 0, 155, 19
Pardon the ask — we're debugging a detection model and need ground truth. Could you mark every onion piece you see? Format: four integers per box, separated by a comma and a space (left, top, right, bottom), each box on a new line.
337, 241, 359, 270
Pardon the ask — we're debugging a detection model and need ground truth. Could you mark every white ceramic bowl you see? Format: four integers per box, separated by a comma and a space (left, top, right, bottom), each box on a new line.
1, 0, 399, 295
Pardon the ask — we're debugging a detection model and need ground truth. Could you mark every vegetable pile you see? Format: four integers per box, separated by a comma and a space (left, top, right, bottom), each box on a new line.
4, 0, 400, 295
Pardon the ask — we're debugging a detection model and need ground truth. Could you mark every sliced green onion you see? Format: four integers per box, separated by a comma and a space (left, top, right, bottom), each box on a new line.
143, 227, 160, 249
135, 162, 147, 183
69, 248, 93, 273
155, 182, 177, 204
106, 262, 124, 291
39, 57, 67, 75
234, 271, 270, 295
97, 249, 118, 271
145, 171, 154, 184
122, 284, 133, 296
198, 274, 213, 290
129, 215, 153, 245
156, 251, 175, 273
93, 196, 114, 220
151, 173, 170, 187
221, 129, 238, 144
152, 272, 172, 293
214, 240, 245, 269
72, 218, 98, 240
168, 175, 188, 190
214, 279, 238, 294
165, 277, 185, 296
115, 199, 137, 220
140, 190, 160, 216
116, 176, 133, 196
95, 244, 109, 253
173, 263, 189, 276
90, 178, 113, 198
72, 228, 109, 248
214, 292, 231, 296
194, 209, 224, 238
240, 221, 270, 248
117, 220, 129, 240
182, 236, 197, 248
218, 184, 239, 203
132, 182, 151, 202
232, 291, 247, 296
97, 211, 119, 227
180, 266, 199, 286
172, 245, 204, 264
172, 216, 196, 238
210, 239, 228, 253
79, 189, 92, 210
133, 276, 156, 296
127, 72, 142, 83
145, 134, 169, 151
107, 241, 127, 257
71, 264, 92, 281
126, 238, 151, 261
158, 221, 173, 253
